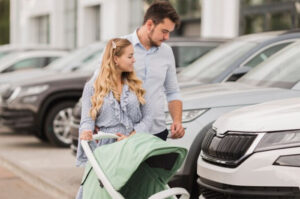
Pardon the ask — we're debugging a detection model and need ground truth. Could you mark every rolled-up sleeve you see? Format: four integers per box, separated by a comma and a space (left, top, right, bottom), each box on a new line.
164, 49, 182, 102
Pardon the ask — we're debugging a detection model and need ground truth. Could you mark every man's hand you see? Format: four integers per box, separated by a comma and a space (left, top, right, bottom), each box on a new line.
170, 122, 185, 139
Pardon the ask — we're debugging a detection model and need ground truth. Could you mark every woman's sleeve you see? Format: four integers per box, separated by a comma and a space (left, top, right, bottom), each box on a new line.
79, 81, 95, 133
133, 102, 153, 133
76, 81, 97, 167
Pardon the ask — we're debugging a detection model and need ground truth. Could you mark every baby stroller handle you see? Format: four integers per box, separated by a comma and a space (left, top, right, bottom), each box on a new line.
93, 131, 119, 140
81, 136, 125, 199
148, 187, 190, 199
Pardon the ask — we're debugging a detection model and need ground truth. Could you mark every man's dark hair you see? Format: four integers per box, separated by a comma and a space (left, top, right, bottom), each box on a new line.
143, 1, 180, 28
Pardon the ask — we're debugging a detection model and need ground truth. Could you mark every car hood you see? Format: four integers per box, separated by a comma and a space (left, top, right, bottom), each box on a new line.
0, 69, 55, 94
9, 70, 93, 87
213, 97, 300, 134
181, 82, 300, 110
178, 80, 203, 89
0, 69, 52, 85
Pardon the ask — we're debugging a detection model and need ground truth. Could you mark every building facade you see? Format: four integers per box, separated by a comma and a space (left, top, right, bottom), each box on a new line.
9, 0, 300, 48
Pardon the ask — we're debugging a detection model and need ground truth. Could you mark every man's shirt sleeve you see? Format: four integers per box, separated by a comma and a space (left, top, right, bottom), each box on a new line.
164, 47, 182, 102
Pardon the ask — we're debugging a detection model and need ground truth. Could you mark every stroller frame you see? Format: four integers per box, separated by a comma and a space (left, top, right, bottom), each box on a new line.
81, 131, 190, 199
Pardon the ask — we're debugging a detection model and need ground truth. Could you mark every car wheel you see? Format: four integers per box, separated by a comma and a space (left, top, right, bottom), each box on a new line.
33, 130, 48, 142
44, 101, 76, 147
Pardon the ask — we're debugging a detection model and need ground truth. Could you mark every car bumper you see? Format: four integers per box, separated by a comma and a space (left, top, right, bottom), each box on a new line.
197, 147, 300, 197
197, 177, 300, 198
0, 106, 35, 130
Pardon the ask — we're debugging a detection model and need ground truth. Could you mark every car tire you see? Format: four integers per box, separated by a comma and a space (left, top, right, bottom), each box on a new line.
33, 130, 48, 142
44, 101, 76, 147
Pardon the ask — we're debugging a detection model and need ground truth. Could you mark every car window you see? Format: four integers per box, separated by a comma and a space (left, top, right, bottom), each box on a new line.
46, 45, 103, 72
46, 57, 60, 65
0, 52, 10, 60
81, 49, 103, 64
4, 57, 47, 73
243, 42, 293, 68
178, 40, 258, 83
238, 42, 300, 89
172, 46, 215, 68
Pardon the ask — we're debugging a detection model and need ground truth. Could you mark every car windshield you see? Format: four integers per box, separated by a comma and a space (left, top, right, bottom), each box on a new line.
78, 54, 102, 72
238, 42, 300, 89
178, 40, 257, 83
45, 44, 103, 72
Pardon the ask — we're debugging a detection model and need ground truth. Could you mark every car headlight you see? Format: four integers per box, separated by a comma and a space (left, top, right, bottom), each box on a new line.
8, 85, 49, 102
165, 109, 207, 124
274, 154, 300, 167
254, 130, 300, 152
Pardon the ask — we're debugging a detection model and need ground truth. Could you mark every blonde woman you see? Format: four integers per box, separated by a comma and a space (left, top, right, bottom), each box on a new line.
75, 38, 152, 199
76, 38, 152, 166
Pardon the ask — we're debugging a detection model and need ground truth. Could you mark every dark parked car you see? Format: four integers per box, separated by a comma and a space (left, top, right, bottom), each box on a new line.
0, 50, 102, 147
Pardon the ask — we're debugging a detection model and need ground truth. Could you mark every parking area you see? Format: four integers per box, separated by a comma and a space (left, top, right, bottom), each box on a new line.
0, 128, 83, 199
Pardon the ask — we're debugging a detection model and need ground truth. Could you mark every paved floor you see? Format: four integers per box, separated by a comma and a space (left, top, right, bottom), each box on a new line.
0, 129, 84, 199
0, 166, 55, 199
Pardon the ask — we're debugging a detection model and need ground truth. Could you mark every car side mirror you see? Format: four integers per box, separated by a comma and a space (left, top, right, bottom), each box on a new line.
291, 81, 300, 91
227, 66, 251, 82
71, 63, 81, 71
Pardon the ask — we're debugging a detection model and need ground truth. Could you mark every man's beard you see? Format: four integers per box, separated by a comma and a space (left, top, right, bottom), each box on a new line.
148, 29, 161, 47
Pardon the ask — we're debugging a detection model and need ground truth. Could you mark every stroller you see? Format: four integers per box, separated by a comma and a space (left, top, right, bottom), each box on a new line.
80, 132, 190, 199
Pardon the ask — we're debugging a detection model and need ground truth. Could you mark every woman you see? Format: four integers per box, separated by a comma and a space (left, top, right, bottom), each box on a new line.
76, 38, 152, 199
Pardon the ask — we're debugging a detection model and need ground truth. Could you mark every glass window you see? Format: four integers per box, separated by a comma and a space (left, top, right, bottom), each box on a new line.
46, 45, 103, 72
238, 43, 300, 89
4, 57, 47, 73
36, 15, 50, 44
173, 45, 215, 68
0, 51, 9, 59
243, 42, 293, 68
64, 0, 77, 49
144, 0, 201, 20
178, 40, 257, 83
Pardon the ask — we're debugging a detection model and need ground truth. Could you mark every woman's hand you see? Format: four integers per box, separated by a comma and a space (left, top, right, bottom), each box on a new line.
80, 130, 93, 140
116, 133, 128, 142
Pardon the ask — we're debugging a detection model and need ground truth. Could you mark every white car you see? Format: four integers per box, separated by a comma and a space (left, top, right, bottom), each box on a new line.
197, 97, 300, 198
164, 40, 300, 196
0, 49, 67, 73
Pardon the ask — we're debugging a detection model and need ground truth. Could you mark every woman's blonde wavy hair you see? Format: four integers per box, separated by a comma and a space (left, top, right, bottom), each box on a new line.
90, 38, 146, 120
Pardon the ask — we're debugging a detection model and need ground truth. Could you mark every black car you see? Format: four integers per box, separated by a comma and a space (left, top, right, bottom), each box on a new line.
0, 51, 102, 147
0, 71, 92, 147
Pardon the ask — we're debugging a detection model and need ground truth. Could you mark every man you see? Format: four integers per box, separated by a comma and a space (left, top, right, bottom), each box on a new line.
90, 1, 185, 140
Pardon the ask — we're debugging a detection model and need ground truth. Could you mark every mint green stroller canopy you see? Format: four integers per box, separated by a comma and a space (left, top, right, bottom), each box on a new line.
81, 133, 187, 199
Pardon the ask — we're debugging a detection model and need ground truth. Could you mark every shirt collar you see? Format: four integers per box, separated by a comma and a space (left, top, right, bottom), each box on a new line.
132, 29, 159, 53
132, 29, 141, 47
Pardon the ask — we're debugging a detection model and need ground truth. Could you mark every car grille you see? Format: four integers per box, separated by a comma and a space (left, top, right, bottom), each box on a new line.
201, 128, 257, 167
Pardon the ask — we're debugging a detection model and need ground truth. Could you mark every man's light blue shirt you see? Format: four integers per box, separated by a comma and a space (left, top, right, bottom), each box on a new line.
91, 30, 181, 134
